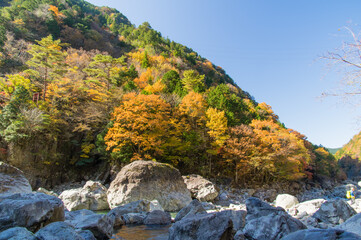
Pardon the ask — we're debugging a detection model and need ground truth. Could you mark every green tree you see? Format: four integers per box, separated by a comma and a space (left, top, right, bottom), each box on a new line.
25, 35, 67, 100
162, 70, 181, 93
207, 84, 251, 125
85, 54, 125, 90
181, 70, 205, 93
141, 51, 150, 68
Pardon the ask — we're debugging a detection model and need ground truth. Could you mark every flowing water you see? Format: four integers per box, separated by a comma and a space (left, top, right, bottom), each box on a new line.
111, 224, 171, 240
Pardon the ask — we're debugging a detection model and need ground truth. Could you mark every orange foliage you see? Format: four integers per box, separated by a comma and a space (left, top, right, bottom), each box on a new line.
134, 68, 153, 89
105, 93, 171, 160
48, 5, 65, 22
178, 92, 208, 129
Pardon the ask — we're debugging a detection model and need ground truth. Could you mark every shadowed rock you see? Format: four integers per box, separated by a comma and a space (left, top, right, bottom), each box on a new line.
0, 193, 64, 232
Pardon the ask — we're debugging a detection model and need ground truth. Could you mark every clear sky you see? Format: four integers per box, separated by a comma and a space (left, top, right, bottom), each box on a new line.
87, 0, 361, 148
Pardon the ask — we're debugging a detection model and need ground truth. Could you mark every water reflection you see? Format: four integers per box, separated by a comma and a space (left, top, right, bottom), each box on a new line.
112, 224, 171, 240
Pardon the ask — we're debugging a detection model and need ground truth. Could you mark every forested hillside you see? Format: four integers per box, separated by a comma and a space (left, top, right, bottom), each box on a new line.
0, 0, 341, 187
335, 131, 361, 160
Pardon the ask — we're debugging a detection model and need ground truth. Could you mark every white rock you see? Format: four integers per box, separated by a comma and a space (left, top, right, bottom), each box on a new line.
182, 174, 219, 202
59, 180, 109, 211
275, 194, 299, 210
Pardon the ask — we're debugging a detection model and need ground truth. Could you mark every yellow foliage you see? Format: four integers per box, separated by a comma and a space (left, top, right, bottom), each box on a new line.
178, 92, 208, 128
0, 74, 33, 98
128, 50, 144, 63
143, 80, 165, 94
206, 108, 229, 148
12, 19, 24, 25
134, 68, 153, 89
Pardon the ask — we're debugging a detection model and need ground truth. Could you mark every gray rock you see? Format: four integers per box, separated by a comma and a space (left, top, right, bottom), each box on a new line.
107, 199, 157, 228
76, 230, 96, 240
0, 162, 31, 194
243, 197, 306, 240
121, 212, 148, 225
234, 230, 246, 240
336, 212, 361, 236
0, 227, 36, 240
294, 199, 326, 218
201, 201, 217, 210
312, 199, 356, 226
0, 193, 64, 232
175, 199, 207, 222
65, 209, 113, 240
275, 194, 299, 210
182, 174, 219, 202
107, 160, 191, 211
329, 184, 357, 198
280, 228, 361, 240
144, 210, 171, 225
35, 222, 86, 240
59, 180, 109, 211
37, 187, 58, 197
168, 211, 234, 240
221, 210, 246, 232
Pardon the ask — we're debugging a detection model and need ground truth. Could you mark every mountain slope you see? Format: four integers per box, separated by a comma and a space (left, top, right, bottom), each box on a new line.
0, 0, 341, 187
335, 131, 361, 160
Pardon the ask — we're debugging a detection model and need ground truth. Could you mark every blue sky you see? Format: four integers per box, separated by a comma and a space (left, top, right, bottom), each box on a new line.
87, 0, 361, 148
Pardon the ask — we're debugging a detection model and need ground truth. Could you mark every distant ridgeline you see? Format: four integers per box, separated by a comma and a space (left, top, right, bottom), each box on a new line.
334, 132, 361, 179
0, 0, 342, 187
335, 131, 361, 160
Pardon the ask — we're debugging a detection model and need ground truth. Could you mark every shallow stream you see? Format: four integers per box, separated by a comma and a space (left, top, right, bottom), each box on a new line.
111, 224, 171, 240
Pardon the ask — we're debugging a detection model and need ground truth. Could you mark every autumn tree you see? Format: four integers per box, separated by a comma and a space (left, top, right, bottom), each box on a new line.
25, 35, 67, 100
104, 92, 171, 162
181, 70, 205, 93
222, 125, 259, 184
85, 54, 125, 90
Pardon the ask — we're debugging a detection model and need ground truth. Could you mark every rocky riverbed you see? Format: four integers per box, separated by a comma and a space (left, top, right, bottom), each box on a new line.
2, 160, 361, 239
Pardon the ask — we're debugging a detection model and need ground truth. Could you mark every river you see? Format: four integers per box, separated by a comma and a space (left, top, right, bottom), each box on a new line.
111, 224, 171, 240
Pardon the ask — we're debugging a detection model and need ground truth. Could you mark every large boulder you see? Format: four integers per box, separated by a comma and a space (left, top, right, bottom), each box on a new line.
0, 227, 37, 240
0, 193, 64, 232
107, 160, 191, 211
175, 199, 207, 222
182, 174, 219, 202
335, 213, 361, 236
280, 229, 361, 240
143, 210, 171, 225
59, 180, 109, 211
275, 194, 299, 210
121, 212, 148, 225
312, 199, 356, 226
350, 199, 361, 213
243, 197, 306, 240
221, 210, 247, 233
107, 199, 161, 228
0, 162, 32, 194
168, 211, 234, 240
293, 199, 326, 217
35, 221, 94, 240
65, 209, 113, 240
